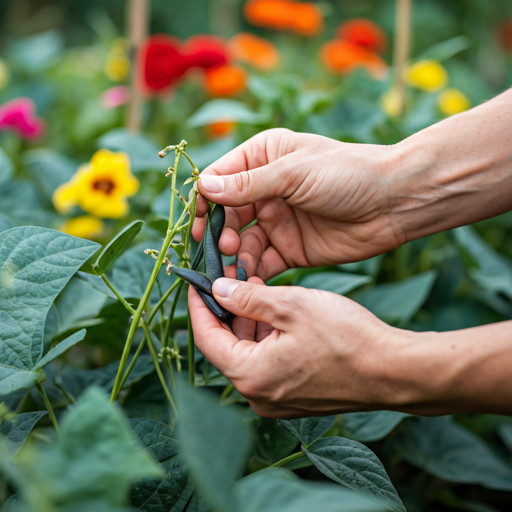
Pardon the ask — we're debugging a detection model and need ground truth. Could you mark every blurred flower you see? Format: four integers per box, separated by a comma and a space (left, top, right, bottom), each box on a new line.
0, 59, 9, 90
138, 35, 188, 94
184, 35, 228, 69
336, 18, 388, 54
405, 60, 447, 91
229, 33, 280, 71
380, 88, 402, 117
320, 40, 388, 79
100, 86, 131, 110
499, 19, 512, 52
0, 97, 45, 139
207, 121, 235, 138
60, 216, 104, 240
105, 39, 130, 82
437, 88, 470, 116
53, 149, 139, 219
244, 0, 323, 36
204, 64, 247, 97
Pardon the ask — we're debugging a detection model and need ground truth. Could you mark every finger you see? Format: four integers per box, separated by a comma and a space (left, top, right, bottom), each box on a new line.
237, 224, 269, 277
256, 246, 289, 281
188, 286, 255, 374
212, 278, 299, 328
219, 227, 240, 256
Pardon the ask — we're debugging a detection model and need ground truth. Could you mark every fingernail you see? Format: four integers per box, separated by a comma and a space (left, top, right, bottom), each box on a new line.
200, 175, 224, 194
213, 278, 240, 299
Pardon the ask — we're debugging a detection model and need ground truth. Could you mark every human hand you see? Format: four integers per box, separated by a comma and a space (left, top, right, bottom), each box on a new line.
192, 129, 403, 280
189, 276, 414, 418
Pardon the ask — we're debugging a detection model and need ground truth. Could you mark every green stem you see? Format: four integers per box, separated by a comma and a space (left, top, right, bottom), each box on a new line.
117, 336, 146, 391
147, 278, 181, 325
142, 323, 178, 417
163, 357, 176, 387
181, 151, 199, 172
101, 274, 135, 314
187, 313, 195, 387
36, 382, 60, 436
220, 383, 234, 402
270, 451, 304, 468
168, 151, 180, 232
163, 280, 184, 348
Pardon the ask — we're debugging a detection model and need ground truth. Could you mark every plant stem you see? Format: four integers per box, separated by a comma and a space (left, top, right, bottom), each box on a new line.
163, 280, 184, 348
147, 278, 181, 325
270, 451, 304, 468
117, 336, 146, 391
141, 323, 178, 417
220, 383, 234, 402
187, 313, 195, 387
36, 382, 60, 436
101, 274, 135, 314
392, 0, 412, 116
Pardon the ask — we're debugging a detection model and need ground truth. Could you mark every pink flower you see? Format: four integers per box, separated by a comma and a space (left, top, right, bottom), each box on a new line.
100, 86, 131, 110
0, 97, 45, 139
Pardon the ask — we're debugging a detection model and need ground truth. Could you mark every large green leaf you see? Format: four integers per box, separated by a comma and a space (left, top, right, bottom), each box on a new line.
0, 227, 99, 396
0, 148, 14, 186
0, 411, 47, 460
454, 226, 512, 300
299, 272, 371, 295
343, 412, 410, 442
1, 387, 162, 510
236, 468, 386, 512
498, 423, 512, 453
253, 418, 299, 467
303, 437, 406, 512
130, 418, 203, 512
392, 416, 512, 491
187, 100, 271, 128
278, 416, 337, 447
34, 329, 86, 370
177, 383, 252, 512
353, 271, 437, 326
93, 220, 144, 275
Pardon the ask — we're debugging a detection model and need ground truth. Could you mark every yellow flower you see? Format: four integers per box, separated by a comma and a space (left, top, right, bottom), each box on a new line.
60, 216, 104, 239
380, 88, 402, 117
437, 88, 470, 116
105, 39, 130, 82
53, 149, 139, 219
405, 60, 447, 91
0, 59, 9, 90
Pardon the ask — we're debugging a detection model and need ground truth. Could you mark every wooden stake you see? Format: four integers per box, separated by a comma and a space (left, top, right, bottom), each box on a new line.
392, 0, 412, 116
126, 0, 148, 132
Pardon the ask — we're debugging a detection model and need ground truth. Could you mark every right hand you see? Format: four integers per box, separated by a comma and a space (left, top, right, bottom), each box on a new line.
193, 128, 404, 279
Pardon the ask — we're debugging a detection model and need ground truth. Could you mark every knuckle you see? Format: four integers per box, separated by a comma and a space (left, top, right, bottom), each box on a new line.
236, 284, 259, 313
233, 171, 251, 194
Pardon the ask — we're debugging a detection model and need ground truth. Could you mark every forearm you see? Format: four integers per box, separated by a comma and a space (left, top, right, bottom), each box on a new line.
389, 88, 512, 242
383, 321, 512, 415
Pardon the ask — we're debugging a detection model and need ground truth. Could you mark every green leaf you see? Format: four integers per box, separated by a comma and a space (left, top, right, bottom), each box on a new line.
130, 418, 200, 512
303, 437, 406, 512
498, 423, 512, 453
7, 30, 64, 72
98, 129, 165, 173
0, 213, 15, 234
418, 35, 471, 61
34, 329, 86, 370
278, 416, 337, 447
454, 226, 512, 300
94, 220, 144, 275
299, 272, 371, 295
253, 418, 299, 467
187, 137, 237, 171
342, 412, 410, 442
0, 148, 14, 186
177, 382, 253, 511
0, 227, 99, 396
187, 100, 271, 128
0, 180, 49, 226
2, 387, 162, 510
236, 468, 386, 512
392, 416, 512, 491
0, 411, 47, 460
353, 271, 437, 326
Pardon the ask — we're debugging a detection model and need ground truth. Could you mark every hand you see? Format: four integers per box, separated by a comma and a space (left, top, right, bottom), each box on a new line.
189, 276, 410, 418
193, 129, 402, 280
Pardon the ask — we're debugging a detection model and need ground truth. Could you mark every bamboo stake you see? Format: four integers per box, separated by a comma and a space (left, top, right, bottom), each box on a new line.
126, 0, 148, 132
392, 0, 412, 116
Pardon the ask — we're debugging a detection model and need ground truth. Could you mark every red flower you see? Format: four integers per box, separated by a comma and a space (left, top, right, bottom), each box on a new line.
336, 18, 388, 54
0, 97, 45, 139
499, 19, 512, 52
184, 35, 228, 69
138, 35, 188, 94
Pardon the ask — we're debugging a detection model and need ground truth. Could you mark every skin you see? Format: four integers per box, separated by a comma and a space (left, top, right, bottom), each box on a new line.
189, 88, 512, 418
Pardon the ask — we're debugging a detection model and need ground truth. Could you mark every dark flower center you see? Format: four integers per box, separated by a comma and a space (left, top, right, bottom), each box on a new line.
93, 179, 116, 195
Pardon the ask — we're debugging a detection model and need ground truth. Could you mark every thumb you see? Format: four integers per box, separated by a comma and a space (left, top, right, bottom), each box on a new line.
198, 163, 290, 207
212, 278, 299, 328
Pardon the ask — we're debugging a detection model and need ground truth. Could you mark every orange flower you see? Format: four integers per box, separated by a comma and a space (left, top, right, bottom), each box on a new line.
207, 121, 235, 138
243, 0, 323, 36
229, 33, 280, 71
320, 40, 388, 79
499, 19, 512, 52
336, 18, 388, 54
204, 64, 247, 97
